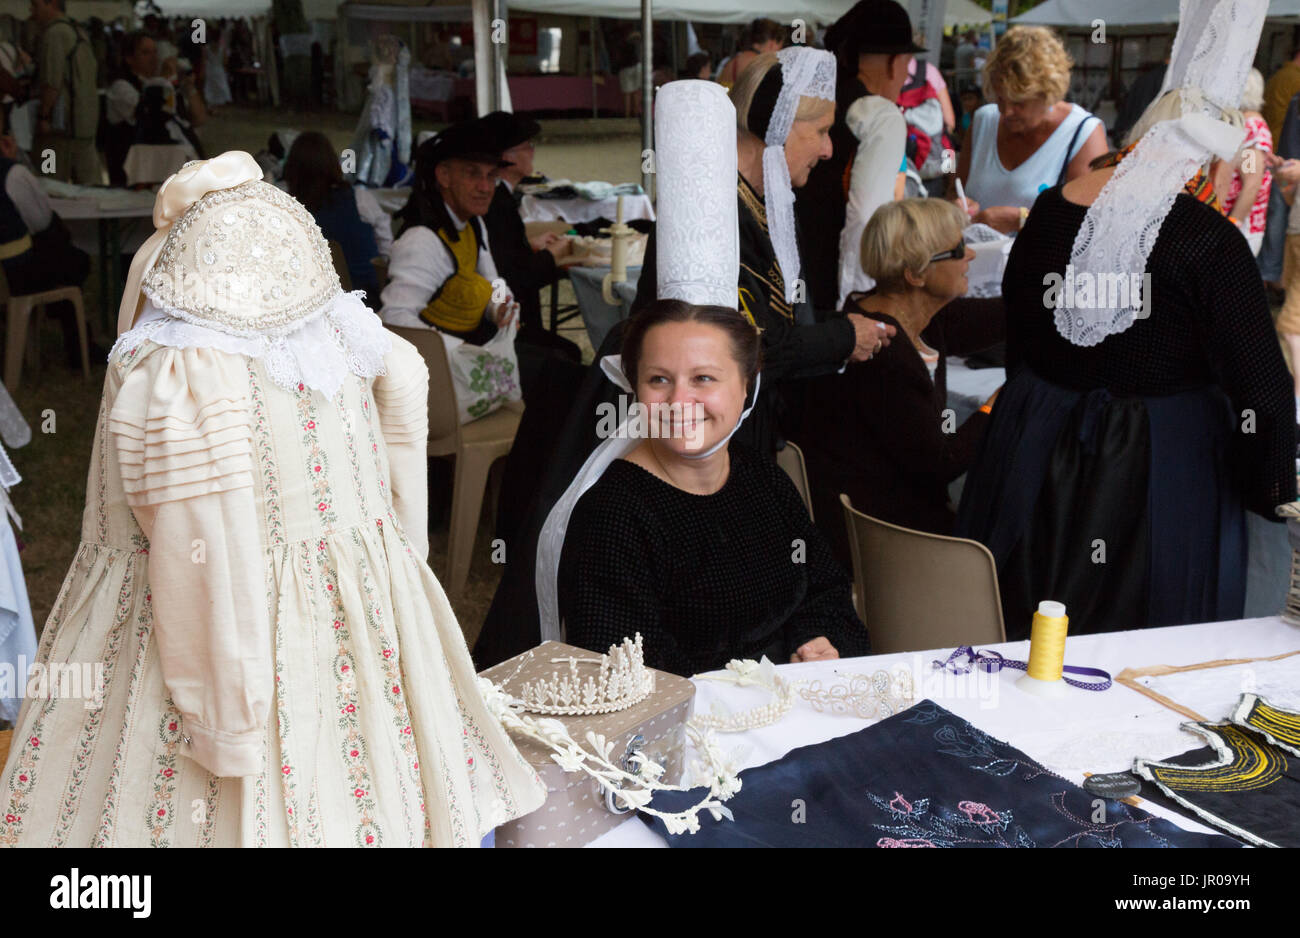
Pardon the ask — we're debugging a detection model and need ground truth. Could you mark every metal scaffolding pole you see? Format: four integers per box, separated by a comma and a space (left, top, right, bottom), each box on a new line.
641, 0, 653, 197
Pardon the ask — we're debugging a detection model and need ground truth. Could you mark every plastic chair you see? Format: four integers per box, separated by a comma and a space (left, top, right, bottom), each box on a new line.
1, 264, 89, 395
776, 440, 814, 521
386, 324, 522, 597
839, 493, 1006, 654
328, 239, 352, 292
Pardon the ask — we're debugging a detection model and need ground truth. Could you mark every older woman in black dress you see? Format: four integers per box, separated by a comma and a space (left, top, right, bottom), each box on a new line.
957, 63, 1296, 640
797, 198, 1003, 572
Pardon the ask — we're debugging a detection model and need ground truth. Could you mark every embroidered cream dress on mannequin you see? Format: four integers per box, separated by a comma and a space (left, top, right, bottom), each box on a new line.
0, 153, 545, 847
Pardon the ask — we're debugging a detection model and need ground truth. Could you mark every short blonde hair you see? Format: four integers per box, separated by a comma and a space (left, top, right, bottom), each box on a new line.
1242, 67, 1264, 112
861, 198, 968, 294
982, 26, 1072, 105
1123, 88, 1244, 148
731, 51, 834, 136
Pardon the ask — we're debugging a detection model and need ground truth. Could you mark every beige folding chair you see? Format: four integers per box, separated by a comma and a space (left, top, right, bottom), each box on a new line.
776, 440, 814, 521
1, 264, 89, 395
839, 493, 1006, 654
387, 325, 522, 597
328, 239, 352, 292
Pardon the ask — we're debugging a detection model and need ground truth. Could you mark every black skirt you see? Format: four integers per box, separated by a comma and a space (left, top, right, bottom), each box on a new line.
956, 366, 1246, 639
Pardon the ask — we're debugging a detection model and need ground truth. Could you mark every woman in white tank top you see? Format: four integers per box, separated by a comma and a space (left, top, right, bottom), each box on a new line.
951, 27, 1107, 233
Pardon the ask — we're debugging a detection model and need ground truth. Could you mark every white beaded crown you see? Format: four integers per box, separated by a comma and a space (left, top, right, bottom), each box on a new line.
141, 179, 341, 338
518, 634, 655, 715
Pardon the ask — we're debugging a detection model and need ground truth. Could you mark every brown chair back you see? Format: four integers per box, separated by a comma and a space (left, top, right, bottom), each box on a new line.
776, 440, 814, 521
839, 493, 1006, 654
371, 255, 389, 294
385, 325, 460, 445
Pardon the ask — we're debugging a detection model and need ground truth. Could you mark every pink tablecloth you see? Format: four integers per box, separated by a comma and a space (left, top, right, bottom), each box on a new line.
413, 74, 624, 117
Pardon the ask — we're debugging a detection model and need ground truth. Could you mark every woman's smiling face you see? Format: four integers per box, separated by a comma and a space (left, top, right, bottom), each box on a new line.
635, 320, 747, 456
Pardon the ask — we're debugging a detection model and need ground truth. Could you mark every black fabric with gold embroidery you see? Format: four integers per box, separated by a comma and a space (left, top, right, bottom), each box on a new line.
1135, 714, 1300, 848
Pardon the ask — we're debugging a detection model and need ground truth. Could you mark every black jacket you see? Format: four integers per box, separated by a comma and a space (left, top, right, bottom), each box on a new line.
482, 181, 558, 330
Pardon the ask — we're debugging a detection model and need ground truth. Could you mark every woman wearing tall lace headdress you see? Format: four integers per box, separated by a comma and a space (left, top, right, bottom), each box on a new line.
634, 47, 891, 455
0, 153, 545, 847
956, 0, 1295, 640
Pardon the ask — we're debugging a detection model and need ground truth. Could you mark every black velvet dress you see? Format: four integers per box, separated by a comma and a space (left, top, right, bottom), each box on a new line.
956, 187, 1296, 639
558, 445, 869, 676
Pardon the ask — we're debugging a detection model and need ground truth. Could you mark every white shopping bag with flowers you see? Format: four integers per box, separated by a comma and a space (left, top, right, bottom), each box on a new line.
441, 317, 523, 424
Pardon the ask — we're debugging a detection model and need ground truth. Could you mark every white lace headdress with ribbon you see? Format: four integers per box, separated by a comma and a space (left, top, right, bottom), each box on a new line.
763, 46, 835, 305
535, 80, 748, 642
1060, 0, 1266, 347
112, 151, 391, 398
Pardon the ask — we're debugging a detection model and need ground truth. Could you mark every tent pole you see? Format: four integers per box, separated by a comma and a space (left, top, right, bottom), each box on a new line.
491, 0, 505, 111
472, 0, 491, 116
591, 16, 598, 119
641, 0, 652, 197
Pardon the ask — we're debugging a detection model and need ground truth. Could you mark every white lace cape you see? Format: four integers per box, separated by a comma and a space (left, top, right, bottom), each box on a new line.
110, 289, 392, 400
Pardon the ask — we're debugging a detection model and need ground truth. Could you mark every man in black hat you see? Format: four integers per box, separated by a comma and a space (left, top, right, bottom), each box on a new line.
479, 110, 574, 334
795, 0, 923, 311
381, 118, 515, 344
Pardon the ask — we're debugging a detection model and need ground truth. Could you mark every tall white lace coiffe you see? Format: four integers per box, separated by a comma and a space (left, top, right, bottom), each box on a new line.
762, 46, 836, 306
1061, 0, 1266, 348
535, 80, 745, 643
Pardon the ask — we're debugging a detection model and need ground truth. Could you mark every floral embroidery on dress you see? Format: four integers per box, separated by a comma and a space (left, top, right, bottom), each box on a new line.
350, 530, 422, 843
146, 705, 184, 847
246, 360, 285, 546
50, 557, 139, 846
295, 382, 338, 531
197, 774, 221, 848
96, 401, 109, 545
94, 567, 153, 848
311, 542, 384, 847
272, 580, 302, 846
338, 378, 370, 517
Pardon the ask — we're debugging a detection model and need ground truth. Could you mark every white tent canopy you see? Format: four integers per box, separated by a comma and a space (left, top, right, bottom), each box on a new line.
0, 0, 132, 19
506, 0, 847, 25
945, 0, 992, 27
504, 0, 988, 27
150, 0, 338, 17
1013, 0, 1300, 26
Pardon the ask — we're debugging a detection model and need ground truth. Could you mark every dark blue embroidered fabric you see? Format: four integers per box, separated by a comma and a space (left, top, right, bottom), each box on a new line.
642, 700, 1239, 847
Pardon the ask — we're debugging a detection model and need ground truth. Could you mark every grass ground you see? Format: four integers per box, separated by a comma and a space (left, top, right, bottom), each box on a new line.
13, 105, 636, 649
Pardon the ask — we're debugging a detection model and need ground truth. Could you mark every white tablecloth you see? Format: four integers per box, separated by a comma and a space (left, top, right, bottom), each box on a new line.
588, 616, 1300, 847
123, 143, 194, 187
520, 192, 655, 225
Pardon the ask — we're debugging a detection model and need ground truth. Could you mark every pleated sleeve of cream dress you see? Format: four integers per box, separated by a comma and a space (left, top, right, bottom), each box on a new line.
371, 334, 430, 560
105, 345, 271, 779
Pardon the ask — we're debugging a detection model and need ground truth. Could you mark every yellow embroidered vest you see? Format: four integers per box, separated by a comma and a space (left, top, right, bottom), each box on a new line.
419, 222, 493, 333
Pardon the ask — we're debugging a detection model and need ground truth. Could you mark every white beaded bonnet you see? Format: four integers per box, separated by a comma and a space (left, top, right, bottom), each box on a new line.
114, 151, 390, 399
1061, 0, 1266, 347
140, 179, 340, 337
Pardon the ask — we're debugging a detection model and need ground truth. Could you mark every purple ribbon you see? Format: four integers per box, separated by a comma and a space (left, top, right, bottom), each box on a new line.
931, 646, 1112, 691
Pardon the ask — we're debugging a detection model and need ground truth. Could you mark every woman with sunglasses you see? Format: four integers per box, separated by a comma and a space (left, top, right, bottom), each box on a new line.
795, 198, 1004, 572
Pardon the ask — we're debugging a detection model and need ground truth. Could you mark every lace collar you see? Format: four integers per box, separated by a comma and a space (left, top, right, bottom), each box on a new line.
111, 291, 392, 400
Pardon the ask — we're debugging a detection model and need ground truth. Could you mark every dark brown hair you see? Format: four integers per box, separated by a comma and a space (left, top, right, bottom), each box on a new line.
284, 132, 346, 214
621, 299, 762, 394
748, 18, 785, 48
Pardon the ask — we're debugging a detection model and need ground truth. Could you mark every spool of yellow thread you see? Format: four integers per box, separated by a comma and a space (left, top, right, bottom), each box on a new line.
1017, 600, 1070, 698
